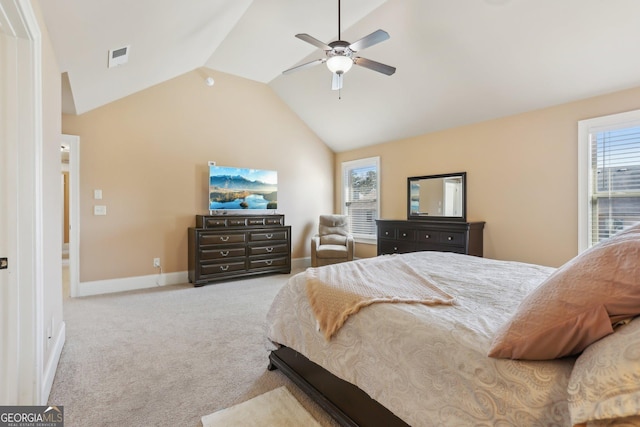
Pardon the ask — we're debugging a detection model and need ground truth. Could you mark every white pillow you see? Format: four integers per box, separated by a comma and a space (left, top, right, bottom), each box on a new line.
567, 317, 640, 425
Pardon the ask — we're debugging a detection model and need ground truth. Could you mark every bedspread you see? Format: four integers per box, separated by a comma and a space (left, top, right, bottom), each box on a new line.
266, 251, 575, 427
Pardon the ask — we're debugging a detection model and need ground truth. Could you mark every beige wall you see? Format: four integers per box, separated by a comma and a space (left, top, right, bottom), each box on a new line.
337, 86, 640, 267
63, 70, 334, 283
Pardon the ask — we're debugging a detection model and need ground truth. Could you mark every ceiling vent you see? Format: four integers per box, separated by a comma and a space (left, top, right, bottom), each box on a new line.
108, 45, 130, 68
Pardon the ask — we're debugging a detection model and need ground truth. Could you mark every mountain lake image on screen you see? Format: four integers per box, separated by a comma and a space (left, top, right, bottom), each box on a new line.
208, 165, 278, 210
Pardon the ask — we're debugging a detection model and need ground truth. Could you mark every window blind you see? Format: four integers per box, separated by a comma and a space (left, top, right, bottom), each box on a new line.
343, 160, 378, 239
590, 126, 640, 245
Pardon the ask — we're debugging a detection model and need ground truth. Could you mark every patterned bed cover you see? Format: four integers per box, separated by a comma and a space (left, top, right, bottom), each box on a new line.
266, 251, 575, 426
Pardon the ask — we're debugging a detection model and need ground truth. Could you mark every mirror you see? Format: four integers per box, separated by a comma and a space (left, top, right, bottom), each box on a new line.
407, 172, 466, 221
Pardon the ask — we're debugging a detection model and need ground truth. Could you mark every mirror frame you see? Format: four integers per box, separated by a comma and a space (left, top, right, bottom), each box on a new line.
407, 172, 467, 222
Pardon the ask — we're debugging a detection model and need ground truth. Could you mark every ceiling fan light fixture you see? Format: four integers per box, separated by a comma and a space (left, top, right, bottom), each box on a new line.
326, 55, 353, 74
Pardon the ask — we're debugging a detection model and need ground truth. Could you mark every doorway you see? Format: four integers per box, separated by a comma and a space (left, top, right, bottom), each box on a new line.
62, 134, 80, 298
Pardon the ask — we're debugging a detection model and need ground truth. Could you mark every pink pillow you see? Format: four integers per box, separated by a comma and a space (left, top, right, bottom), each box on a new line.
488, 223, 640, 360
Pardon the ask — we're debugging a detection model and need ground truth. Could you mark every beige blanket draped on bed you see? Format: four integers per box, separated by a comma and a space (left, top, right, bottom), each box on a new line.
305, 256, 455, 339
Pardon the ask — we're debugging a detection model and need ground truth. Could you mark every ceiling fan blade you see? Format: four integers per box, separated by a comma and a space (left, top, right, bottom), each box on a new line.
354, 57, 396, 76
282, 58, 326, 75
295, 33, 332, 51
348, 29, 390, 52
331, 73, 343, 91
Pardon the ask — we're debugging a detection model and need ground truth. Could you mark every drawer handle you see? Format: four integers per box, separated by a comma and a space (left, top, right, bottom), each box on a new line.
220, 251, 229, 257
393, 247, 398, 251
266, 247, 273, 253
220, 265, 229, 271
425, 234, 430, 239
447, 236, 453, 241
402, 232, 407, 237
265, 260, 273, 265
266, 234, 273, 239
385, 231, 390, 236
220, 236, 229, 242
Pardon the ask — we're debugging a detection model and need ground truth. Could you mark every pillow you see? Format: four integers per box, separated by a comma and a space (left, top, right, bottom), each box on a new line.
488, 222, 640, 360
567, 317, 640, 425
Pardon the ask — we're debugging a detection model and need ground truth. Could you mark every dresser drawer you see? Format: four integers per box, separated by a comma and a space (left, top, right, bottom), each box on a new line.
200, 233, 246, 245
378, 224, 397, 239
199, 260, 246, 276
247, 217, 266, 226
248, 243, 288, 256
200, 247, 246, 260
439, 231, 465, 246
264, 217, 284, 226
249, 256, 288, 269
250, 230, 288, 242
226, 217, 247, 227
416, 230, 439, 243
397, 228, 416, 241
378, 240, 416, 255
200, 218, 227, 228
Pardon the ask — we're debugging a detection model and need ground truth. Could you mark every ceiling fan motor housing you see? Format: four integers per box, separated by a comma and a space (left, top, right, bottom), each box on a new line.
327, 41, 354, 74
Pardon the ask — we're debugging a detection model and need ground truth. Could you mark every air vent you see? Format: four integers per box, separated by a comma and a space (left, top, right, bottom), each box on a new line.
108, 45, 130, 68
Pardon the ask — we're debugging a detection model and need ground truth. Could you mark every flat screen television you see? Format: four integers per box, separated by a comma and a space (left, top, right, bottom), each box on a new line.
208, 164, 277, 211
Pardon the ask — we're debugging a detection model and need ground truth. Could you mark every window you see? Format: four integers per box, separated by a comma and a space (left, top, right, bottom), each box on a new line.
578, 110, 640, 251
342, 157, 380, 242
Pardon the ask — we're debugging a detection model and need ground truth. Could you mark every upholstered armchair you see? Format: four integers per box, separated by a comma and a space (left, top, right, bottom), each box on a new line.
311, 214, 355, 267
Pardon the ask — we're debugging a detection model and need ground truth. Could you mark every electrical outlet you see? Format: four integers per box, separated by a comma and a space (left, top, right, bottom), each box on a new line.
153, 258, 160, 268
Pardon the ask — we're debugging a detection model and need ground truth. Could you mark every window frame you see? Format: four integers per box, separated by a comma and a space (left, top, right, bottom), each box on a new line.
578, 109, 640, 252
341, 156, 380, 244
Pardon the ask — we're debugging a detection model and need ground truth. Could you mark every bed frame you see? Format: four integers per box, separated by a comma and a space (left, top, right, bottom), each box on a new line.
268, 346, 409, 427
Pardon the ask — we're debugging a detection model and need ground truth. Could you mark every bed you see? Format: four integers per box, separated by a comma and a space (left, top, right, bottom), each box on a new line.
266, 223, 640, 427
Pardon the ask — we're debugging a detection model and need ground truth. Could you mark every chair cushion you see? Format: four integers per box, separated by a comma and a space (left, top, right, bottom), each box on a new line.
320, 234, 347, 246
316, 244, 349, 259
319, 215, 349, 237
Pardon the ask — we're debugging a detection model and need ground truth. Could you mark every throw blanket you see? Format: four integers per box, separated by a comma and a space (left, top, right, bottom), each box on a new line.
306, 256, 455, 340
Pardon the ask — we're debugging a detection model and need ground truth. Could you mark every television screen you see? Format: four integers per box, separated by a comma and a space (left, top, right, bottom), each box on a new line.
209, 165, 277, 210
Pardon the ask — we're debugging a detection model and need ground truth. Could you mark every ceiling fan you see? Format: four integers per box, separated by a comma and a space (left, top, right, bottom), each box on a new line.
282, 0, 396, 91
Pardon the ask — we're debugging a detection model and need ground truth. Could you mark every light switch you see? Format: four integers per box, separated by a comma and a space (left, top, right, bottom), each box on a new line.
94, 189, 102, 200
94, 205, 107, 216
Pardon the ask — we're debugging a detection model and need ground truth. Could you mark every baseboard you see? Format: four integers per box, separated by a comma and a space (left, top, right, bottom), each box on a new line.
42, 321, 65, 404
77, 260, 312, 297
78, 271, 189, 297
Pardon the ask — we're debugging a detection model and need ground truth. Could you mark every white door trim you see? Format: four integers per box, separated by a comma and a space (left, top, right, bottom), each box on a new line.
62, 134, 80, 297
0, 0, 45, 405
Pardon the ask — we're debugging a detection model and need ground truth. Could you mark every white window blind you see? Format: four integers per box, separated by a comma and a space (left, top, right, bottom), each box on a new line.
579, 111, 640, 250
590, 127, 640, 244
342, 157, 379, 241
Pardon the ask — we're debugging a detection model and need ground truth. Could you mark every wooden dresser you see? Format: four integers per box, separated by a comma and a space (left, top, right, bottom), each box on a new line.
188, 214, 291, 287
376, 220, 485, 257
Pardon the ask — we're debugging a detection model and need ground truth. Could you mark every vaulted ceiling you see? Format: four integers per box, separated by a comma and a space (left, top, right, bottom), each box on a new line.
39, 0, 640, 152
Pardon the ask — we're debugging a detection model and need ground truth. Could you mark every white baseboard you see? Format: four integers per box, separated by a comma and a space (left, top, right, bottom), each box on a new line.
78, 271, 189, 297
42, 321, 65, 404
77, 259, 312, 297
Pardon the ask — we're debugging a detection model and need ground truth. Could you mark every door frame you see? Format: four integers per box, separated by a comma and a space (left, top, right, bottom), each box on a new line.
0, 0, 45, 405
62, 134, 80, 297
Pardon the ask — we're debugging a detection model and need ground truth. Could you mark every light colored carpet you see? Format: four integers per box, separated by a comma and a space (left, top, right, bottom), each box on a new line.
201, 386, 321, 427
49, 268, 340, 427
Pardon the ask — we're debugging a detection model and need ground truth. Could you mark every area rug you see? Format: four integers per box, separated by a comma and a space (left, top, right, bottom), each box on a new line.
201, 386, 321, 427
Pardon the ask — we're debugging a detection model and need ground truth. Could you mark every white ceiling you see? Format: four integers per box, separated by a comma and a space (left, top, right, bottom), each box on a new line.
39, 0, 640, 152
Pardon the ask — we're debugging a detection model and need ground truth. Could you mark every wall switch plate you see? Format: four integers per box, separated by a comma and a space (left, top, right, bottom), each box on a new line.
94, 205, 107, 215
153, 258, 160, 268
94, 189, 102, 200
